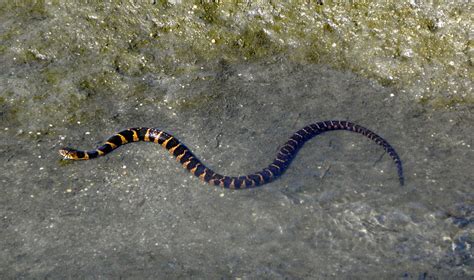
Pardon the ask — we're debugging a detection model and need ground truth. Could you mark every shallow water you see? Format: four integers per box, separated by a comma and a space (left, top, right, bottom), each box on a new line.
1, 2, 472, 279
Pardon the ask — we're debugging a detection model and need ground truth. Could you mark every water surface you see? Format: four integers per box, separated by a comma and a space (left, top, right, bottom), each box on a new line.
0, 2, 472, 279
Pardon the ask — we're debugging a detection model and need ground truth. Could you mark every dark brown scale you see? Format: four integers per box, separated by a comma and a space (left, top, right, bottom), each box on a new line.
164, 137, 179, 150
193, 164, 206, 177
97, 144, 114, 154
120, 130, 134, 142
232, 178, 242, 189
170, 144, 185, 157
185, 158, 199, 171
203, 170, 214, 182
178, 151, 193, 164
59, 121, 405, 188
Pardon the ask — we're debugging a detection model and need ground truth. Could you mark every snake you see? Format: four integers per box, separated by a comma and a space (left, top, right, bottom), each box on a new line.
59, 120, 404, 188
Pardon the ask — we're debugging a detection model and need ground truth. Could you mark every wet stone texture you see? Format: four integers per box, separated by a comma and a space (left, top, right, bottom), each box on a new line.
0, 1, 473, 279
1, 61, 472, 279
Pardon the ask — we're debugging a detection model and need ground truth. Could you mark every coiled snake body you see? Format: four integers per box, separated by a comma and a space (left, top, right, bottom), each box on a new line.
59, 120, 404, 188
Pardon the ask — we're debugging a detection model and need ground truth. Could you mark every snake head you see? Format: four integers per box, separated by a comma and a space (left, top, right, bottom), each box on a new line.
59, 148, 79, 160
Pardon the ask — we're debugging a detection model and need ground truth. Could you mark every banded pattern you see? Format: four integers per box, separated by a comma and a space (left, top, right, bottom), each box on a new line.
59, 121, 404, 188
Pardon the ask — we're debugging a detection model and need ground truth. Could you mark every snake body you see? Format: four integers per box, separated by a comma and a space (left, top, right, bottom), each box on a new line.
59, 120, 404, 188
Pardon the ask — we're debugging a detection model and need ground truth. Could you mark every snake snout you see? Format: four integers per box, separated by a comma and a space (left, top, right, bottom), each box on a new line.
59, 148, 77, 159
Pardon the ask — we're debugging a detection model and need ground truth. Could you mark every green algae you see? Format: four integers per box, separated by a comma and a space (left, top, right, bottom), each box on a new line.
42, 68, 63, 85
77, 72, 115, 96
170, 89, 219, 111
233, 26, 283, 59
195, 1, 222, 25
0, 1, 472, 134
